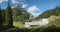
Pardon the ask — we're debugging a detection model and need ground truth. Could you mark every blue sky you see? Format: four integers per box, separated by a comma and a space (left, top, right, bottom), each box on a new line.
0, 0, 60, 17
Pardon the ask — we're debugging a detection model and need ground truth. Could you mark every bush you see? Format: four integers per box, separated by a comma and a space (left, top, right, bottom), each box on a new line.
48, 15, 60, 27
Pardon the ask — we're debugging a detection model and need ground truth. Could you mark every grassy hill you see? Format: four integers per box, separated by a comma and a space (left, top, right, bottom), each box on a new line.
12, 5, 30, 22
35, 6, 60, 20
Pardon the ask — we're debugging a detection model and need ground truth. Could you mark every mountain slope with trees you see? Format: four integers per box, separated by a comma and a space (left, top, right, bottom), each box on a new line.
12, 5, 30, 22
35, 6, 60, 20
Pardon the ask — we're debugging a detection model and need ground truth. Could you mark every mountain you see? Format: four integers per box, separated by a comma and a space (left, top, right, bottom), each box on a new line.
12, 5, 30, 22
35, 6, 60, 20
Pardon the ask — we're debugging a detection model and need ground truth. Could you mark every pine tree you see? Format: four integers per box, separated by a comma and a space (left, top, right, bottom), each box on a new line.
0, 5, 2, 30
2, 9, 5, 26
5, 3, 13, 27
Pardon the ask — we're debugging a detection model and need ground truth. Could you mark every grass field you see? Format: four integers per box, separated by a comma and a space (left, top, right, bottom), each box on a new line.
3, 21, 60, 32
13, 21, 24, 28
2, 21, 24, 32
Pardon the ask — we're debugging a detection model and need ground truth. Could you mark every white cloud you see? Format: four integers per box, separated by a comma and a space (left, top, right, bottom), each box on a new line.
11, 0, 20, 4
11, 0, 27, 8
22, 4, 28, 8
0, 0, 2, 3
0, 0, 8, 3
27, 6, 40, 17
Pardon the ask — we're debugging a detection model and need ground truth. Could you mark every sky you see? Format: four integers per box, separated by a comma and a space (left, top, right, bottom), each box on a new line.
0, 0, 60, 17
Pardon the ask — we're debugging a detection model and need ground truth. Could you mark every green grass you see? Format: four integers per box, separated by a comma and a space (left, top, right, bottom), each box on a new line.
3, 21, 60, 32
13, 21, 24, 28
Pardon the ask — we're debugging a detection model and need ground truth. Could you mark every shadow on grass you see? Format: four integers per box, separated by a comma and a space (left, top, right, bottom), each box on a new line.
2, 25, 60, 32
5, 27, 31, 32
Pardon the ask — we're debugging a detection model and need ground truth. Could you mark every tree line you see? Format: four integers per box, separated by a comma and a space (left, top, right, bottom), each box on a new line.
0, 3, 13, 30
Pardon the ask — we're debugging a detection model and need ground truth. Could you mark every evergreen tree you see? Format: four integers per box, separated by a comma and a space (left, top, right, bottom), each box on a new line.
0, 5, 2, 30
2, 9, 5, 26
5, 3, 13, 27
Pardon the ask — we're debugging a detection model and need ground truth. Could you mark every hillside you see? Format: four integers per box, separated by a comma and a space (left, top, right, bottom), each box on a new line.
12, 5, 30, 22
35, 6, 60, 20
